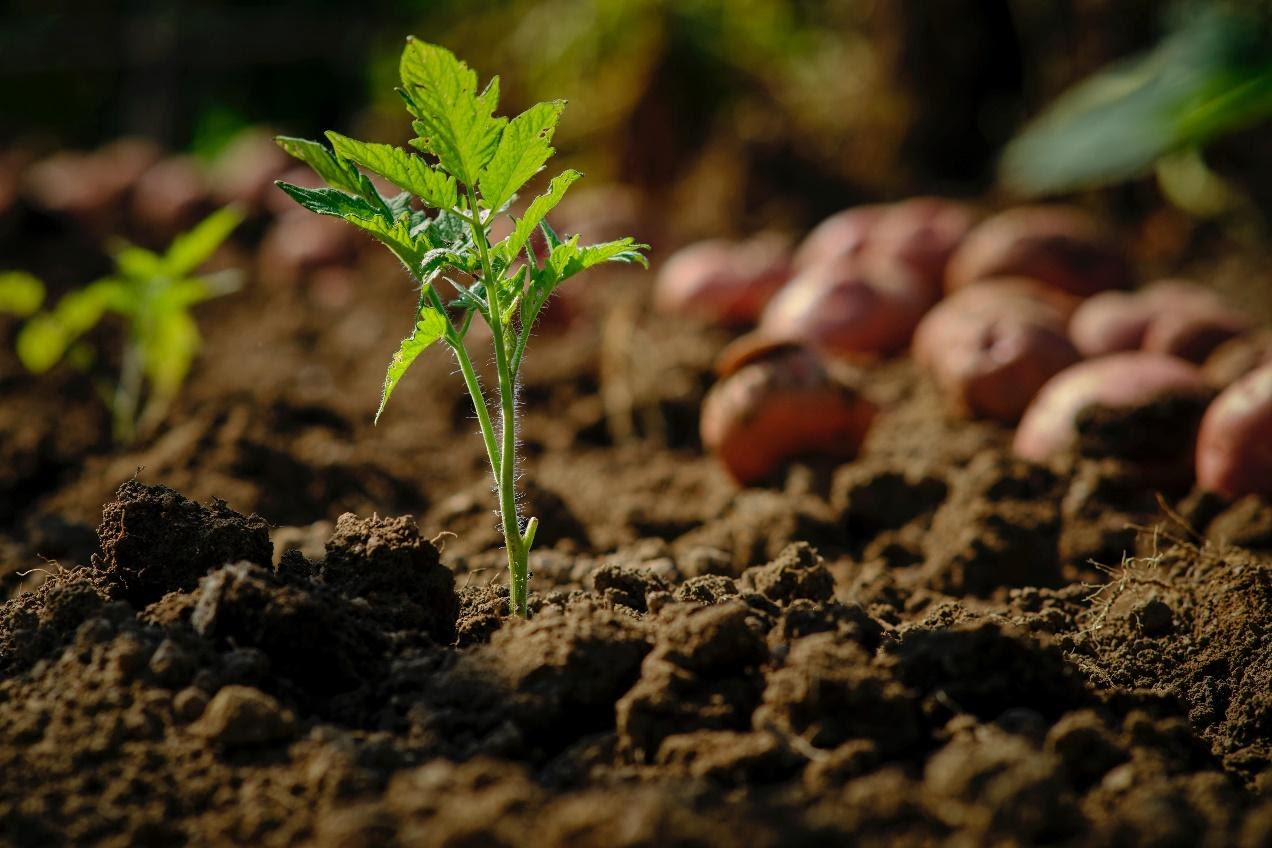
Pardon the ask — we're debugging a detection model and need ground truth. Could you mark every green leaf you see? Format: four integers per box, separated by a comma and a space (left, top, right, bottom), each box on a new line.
166, 270, 243, 309
14, 277, 125, 372
326, 132, 458, 210
496, 169, 582, 264
16, 314, 68, 373
1001, 9, 1272, 194
479, 100, 566, 213
275, 181, 385, 222
112, 246, 165, 281
139, 309, 199, 398
375, 296, 449, 423
276, 136, 371, 196
524, 236, 647, 325
162, 206, 243, 277
0, 271, 45, 316
399, 38, 507, 185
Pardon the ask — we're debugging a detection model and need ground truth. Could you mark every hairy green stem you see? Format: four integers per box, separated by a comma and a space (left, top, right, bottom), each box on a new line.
430, 287, 501, 481
465, 185, 530, 617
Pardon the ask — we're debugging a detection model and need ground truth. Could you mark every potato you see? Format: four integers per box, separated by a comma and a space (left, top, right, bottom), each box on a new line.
913, 278, 1080, 422
653, 234, 792, 327
865, 197, 976, 299
750, 255, 932, 362
1203, 329, 1272, 387
1195, 363, 1272, 498
946, 205, 1132, 297
1140, 291, 1254, 363
1068, 290, 1155, 358
1068, 279, 1253, 362
1013, 352, 1211, 464
132, 155, 209, 235
792, 205, 884, 272
701, 343, 876, 485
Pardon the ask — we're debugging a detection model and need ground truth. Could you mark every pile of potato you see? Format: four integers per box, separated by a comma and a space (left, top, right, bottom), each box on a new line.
656, 201, 1272, 497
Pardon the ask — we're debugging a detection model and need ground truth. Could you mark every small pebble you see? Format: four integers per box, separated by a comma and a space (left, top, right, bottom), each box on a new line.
190, 685, 295, 748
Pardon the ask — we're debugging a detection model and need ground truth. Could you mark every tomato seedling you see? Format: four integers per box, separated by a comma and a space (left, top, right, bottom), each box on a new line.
275, 38, 647, 617
0, 207, 242, 443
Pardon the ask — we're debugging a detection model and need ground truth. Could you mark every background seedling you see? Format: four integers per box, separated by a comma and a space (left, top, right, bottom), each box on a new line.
0, 207, 242, 443
275, 37, 647, 617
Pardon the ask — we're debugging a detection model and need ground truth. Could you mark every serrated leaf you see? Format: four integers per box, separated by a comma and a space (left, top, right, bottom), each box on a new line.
496, 169, 582, 264
376, 297, 449, 423
326, 132, 458, 210
399, 38, 507, 185
139, 308, 199, 397
275, 182, 385, 222
416, 209, 472, 251
162, 206, 243, 277
276, 136, 367, 195
0, 271, 45, 316
479, 100, 566, 213
524, 236, 647, 327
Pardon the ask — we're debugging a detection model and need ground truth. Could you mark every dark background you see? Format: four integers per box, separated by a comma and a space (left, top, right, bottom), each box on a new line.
1, 0, 1175, 232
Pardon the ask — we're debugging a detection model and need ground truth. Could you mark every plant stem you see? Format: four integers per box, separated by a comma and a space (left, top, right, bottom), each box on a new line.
465, 185, 529, 617
112, 335, 144, 444
430, 287, 501, 481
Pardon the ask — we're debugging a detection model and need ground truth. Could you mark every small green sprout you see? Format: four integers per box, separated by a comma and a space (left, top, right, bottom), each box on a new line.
274, 38, 648, 617
0, 207, 243, 443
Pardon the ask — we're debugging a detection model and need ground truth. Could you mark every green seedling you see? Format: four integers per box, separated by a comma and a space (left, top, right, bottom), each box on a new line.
275, 37, 647, 617
1001, 4, 1272, 213
0, 207, 242, 443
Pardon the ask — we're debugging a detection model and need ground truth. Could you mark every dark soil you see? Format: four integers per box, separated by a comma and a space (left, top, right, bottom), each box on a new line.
2, 191, 1272, 846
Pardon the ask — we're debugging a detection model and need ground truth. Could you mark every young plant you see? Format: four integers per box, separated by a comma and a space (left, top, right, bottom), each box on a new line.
274, 38, 647, 617
0, 207, 242, 442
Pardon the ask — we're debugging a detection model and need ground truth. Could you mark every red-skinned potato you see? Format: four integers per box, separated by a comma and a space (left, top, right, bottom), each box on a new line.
1068, 290, 1156, 358
913, 278, 1080, 422
1013, 352, 1211, 465
749, 255, 933, 362
654, 233, 792, 327
792, 205, 884, 272
865, 197, 976, 299
1195, 363, 1272, 498
132, 155, 209, 235
946, 205, 1132, 297
1069, 279, 1253, 362
1139, 282, 1254, 363
701, 343, 876, 485
1203, 330, 1272, 387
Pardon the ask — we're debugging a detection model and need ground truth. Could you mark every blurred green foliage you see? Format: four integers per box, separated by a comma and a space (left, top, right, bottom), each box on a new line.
1002, 3, 1272, 200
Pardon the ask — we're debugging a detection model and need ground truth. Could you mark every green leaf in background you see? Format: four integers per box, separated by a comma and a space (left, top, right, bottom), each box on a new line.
139, 309, 199, 398
496, 169, 582, 264
15, 278, 131, 372
162, 205, 244, 277
0, 271, 45, 316
1000, 7, 1272, 195
375, 296, 449, 423
112, 246, 165, 281
327, 132, 459, 210
479, 100, 566, 213
399, 38, 507, 185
